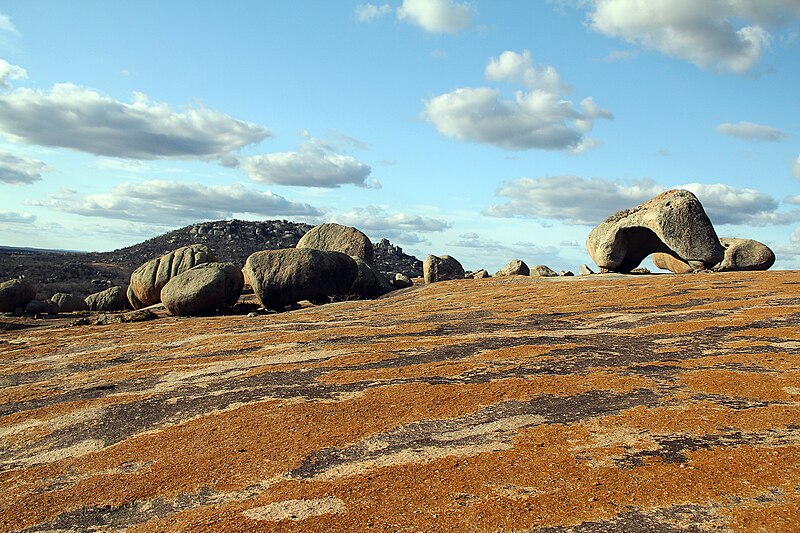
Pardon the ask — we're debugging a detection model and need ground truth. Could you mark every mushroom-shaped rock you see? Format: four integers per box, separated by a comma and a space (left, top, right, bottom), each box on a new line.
86, 286, 132, 312
129, 244, 216, 307
423, 255, 465, 284
161, 262, 244, 316
0, 279, 36, 312
243, 248, 358, 310
495, 259, 530, 277
530, 265, 558, 277
296, 223, 374, 264
50, 293, 88, 313
715, 238, 775, 272
586, 189, 724, 273
349, 258, 395, 299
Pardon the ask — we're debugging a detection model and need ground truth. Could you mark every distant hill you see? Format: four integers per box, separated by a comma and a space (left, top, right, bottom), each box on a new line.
0, 220, 423, 299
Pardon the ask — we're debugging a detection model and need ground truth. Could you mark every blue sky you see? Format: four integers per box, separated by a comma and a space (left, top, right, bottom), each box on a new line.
1, 0, 799, 272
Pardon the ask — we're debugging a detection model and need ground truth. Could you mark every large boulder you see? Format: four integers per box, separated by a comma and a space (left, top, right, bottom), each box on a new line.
349, 258, 395, 299
25, 299, 59, 315
0, 279, 36, 313
495, 259, 530, 277
50, 293, 88, 313
654, 237, 776, 273
296, 223, 375, 264
423, 255, 465, 284
127, 285, 145, 310
86, 286, 132, 312
530, 265, 558, 277
129, 244, 216, 307
161, 262, 244, 316
586, 189, 724, 273
243, 248, 359, 310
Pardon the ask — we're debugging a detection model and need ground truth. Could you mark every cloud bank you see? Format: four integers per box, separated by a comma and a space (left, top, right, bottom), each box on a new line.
586, 0, 800, 73
0, 81, 268, 161
34, 180, 323, 226
425, 50, 612, 152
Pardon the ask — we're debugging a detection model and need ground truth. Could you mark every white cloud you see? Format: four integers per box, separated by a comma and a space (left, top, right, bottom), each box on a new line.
680, 182, 800, 226
484, 175, 662, 224
716, 121, 785, 141
0, 210, 35, 224
243, 140, 374, 188
0, 149, 46, 183
0, 82, 268, 160
356, 3, 392, 22
446, 233, 567, 271
425, 51, 611, 152
333, 205, 451, 245
34, 180, 323, 226
397, 0, 473, 34
586, 0, 800, 73
0, 59, 26, 90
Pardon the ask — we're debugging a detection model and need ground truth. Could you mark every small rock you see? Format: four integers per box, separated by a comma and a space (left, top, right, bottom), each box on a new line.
423, 255, 465, 284
392, 273, 413, 289
495, 259, 530, 277
51, 293, 89, 313
560, 270, 575, 277
530, 265, 558, 277
579, 264, 595, 276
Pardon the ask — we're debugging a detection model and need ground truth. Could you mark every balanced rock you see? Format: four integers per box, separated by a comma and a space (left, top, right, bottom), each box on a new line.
161, 262, 244, 316
296, 223, 374, 264
586, 189, 724, 273
423, 255, 465, 284
530, 265, 558, 277
243, 248, 358, 310
129, 244, 216, 307
392, 273, 413, 289
349, 258, 395, 299
495, 260, 530, 277
51, 293, 88, 313
0, 279, 36, 312
86, 286, 132, 312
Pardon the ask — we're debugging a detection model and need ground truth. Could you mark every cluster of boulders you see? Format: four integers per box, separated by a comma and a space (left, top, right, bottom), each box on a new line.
421, 255, 570, 283
586, 189, 775, 274
0, 278, 132, 317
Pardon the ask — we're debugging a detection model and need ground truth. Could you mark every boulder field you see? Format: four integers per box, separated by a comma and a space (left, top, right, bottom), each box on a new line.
2, 271, 799, 531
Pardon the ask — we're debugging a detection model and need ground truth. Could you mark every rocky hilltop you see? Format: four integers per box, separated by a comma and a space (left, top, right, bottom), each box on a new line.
0, 220, 423, 298
1, 271, 799, 531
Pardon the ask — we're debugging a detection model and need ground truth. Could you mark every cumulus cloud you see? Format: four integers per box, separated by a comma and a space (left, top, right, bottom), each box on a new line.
0, 149, 46, 184
425, 51, 612, 152
356, 3, 392, 22
243, 139, 374, 188
484, 175, 662, 224
397, 0, 473, 34
716, 121, 785, 141
0, 210, 36, 224
0, 59, 26, 90
333, 205, 451, 245
586, 0, 800, 73
0, 82, 268, 160
34, 180, 323, 226
679, 182, 800, 226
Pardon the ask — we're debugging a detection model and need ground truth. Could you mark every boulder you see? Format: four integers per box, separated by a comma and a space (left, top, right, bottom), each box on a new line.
469, 269, 490, 279
530, 265, 558, 277
0, 279, 36, 312
560, 271, 575, 277
25, 299, 59, 315
586, 189, 724, 273
243, 248, 359, 310
579, 264, 595, 276
129, 244, 216, 306
392, 273, 413, 289
50, 293, 88, 313
655, 238, 776, 273
86, 286, 132, 312
127, 285, 145, 310
161, 262, 245, 316
495, 260, 530, 277
296, 223, 374, 264
348, 258, 395, 299
423, 255, 465, 284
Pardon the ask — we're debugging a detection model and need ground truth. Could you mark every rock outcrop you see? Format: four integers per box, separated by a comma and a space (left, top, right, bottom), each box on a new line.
129, 244, 216, 307
586, 189, 724, 273
0, 278, 36, 312
423, 255, 465, 284
244, 249, 359, 310
495, 260, 530, 277
50, 292, 88, 313
297, 223, 374, 264
85, 286, 132, 312
530, 265, 558, 277
161, 262, 245, 316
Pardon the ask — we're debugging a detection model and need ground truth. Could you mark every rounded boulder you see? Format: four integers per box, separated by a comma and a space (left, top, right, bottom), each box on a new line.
129, 244, 216, 307
0, 279, 36, 313
161, 262, 245, 316
85, 286, 133, 312
296, 223, 375, 264
51, 293, 89, 313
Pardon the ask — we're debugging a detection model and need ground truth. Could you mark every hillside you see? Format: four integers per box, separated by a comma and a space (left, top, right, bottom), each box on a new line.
0, 220, 423, 298
2, 271, 799, 531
